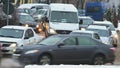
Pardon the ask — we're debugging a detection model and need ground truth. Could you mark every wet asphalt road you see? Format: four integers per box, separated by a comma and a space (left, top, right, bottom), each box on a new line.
0, 55, 120, 68
0, 55, 24, 68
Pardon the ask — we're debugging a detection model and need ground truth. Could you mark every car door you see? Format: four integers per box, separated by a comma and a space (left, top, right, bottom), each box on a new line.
75, 36, 98, 62
27, 29, 36, 45
53, 37, 77, 63
23, 29, 35, 45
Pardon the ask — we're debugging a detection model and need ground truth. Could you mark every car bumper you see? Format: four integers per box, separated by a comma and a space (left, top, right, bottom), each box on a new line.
1, 47, 16, 54
105, 54, 115, 63
14, 53, 39, 64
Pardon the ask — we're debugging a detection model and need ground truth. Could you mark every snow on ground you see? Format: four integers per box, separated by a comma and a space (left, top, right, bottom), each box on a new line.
25, 65, 120, 68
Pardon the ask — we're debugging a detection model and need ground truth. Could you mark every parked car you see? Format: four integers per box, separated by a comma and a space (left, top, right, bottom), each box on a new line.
0, 25, 44, 54
70, 30, 101, 41
86, 25, 113, 45
14, 34, 115, 65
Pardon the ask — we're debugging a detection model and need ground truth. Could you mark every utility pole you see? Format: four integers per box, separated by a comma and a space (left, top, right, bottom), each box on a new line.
6, 0, 9, 25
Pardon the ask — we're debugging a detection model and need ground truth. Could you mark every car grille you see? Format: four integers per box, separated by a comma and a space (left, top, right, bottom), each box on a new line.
0, 41, 13, 47
56, 30, 72, 34
1, 50, 9, 52
2, 44, 10, 47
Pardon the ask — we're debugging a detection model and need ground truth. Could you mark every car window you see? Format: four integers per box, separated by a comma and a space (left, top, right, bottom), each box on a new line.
94, 33, 100, 40
63, 37, 76, 45
28, 29, 34, 37
86, 29, 109, 37
77, 36, 96, 45
25, 29, 34, 38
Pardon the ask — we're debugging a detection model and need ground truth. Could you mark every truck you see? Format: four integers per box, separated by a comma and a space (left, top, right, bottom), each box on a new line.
0, 25, 44, 54
41, 3, 79, 37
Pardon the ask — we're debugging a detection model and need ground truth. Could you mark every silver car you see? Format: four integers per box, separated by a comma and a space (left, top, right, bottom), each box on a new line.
70, 30, 101, 41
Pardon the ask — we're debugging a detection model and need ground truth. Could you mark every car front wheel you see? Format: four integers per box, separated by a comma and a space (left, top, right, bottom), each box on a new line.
38, 55, 51, 65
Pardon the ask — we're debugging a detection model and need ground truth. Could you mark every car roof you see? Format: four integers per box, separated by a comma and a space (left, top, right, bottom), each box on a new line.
87, 25, 107, 30
18, 3, 49, 9
94, 20, 113, 25
2, 25, 32, 30
50, 3, 77, 12
53, 34, 92, 38
71, 30, 96, 34
78, 16, 93, 19
17, 13, 29, 15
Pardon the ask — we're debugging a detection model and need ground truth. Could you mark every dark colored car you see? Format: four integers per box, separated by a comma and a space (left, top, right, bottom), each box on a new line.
16, 13, 41, 32
14, 34, 115, 65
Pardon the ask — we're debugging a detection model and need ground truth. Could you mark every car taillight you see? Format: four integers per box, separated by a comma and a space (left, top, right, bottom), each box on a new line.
110, 47, 116, 52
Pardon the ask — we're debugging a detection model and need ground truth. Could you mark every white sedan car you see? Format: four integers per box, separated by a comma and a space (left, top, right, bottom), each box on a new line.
86, 25, 113, 45
0, 25, 44, 54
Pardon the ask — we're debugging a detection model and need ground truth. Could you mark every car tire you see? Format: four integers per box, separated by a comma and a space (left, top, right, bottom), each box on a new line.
38, 55, 52, 65
92, 55, 105, 65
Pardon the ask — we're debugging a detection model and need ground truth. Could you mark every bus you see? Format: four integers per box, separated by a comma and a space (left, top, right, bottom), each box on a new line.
85, 2, 107, 21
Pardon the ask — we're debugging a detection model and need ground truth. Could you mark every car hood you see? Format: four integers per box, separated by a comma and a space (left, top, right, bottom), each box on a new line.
0, 37, 21, 43
100, 37, 110, 44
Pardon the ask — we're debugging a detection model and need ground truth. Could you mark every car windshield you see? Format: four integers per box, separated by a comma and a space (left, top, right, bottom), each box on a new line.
0, 28, 24, 38
19, 14, 35, 22
50, 11, 78, 23
17, 9, 31, 14
86, 29, 109, 37
39, 36, 63, 46
33, 9, 47, 15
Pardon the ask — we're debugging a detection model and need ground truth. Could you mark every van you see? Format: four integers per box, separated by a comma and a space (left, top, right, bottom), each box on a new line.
44, 3, 79, 36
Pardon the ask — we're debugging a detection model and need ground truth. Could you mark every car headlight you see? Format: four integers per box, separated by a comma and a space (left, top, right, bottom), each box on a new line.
25, 50, 39, 54
36, 24, 39, 28
9, 43, 17, 48
25, 24, 29, 27
50, 28, 57, 34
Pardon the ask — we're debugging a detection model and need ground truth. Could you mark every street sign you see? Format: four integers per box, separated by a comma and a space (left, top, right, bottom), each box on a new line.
3, 3, 14, 15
